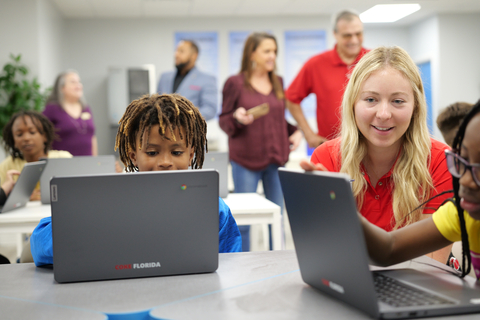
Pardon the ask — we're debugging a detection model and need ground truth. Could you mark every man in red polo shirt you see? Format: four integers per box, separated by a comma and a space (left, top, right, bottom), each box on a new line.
286, 10, 369, 148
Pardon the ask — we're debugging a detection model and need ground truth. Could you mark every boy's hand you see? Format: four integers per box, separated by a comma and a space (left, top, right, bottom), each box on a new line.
1, 170, 21, 196
299, 160, 328, 172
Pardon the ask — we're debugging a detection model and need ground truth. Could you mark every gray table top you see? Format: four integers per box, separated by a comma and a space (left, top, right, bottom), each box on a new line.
0, 250, 478, 319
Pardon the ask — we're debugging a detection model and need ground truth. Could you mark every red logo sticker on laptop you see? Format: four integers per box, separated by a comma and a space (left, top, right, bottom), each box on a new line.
449, 257, 460, 271
321, 278, 345, 294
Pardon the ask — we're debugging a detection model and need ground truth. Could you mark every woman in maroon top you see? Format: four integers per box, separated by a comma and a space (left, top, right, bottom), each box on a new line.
219, 32, 302, 251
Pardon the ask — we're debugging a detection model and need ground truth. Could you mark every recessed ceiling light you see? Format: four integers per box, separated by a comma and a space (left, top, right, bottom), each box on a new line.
360, 4, 421, 23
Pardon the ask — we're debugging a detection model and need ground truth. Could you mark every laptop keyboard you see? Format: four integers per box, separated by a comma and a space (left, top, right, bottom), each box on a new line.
373, 273, 455, 307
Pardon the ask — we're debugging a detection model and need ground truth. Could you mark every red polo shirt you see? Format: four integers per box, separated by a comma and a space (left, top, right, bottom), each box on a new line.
311, 138, 453, 231
285, 45, 369, 139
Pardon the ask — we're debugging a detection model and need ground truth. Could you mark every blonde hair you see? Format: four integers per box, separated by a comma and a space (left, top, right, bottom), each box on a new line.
340, 46, 432, 229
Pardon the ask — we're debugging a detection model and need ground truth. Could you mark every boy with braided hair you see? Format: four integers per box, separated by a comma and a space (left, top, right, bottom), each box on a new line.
30, 94, 241, 267
116, 93, 206, 171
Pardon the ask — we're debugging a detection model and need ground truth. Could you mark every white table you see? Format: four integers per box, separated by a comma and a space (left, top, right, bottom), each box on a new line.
223, 193, 283, 250
0, 193, 283, 259
0, 201, 50, 257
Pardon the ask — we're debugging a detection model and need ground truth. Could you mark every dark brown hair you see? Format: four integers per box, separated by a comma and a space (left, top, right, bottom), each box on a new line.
436, 102, 473, 146
181, 40, 199, 54
115, 93, 207, 172
240, 32, 284, 100
2, 110, 55, 159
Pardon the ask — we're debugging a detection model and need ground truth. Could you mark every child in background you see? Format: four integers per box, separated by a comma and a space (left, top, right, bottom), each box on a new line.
0, 111, 72, 205
437, 102, 473, 147
30, 94, 241, 266
361, 100, 480, 279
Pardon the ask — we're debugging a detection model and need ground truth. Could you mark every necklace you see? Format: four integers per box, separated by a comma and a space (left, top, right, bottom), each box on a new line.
67, 110, 91, 135
63, 103, 90, 135
70, 116, 88, 135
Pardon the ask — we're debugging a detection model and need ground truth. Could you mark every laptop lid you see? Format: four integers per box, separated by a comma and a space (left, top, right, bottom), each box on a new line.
279, 168, 480, 319
1, 161, 47, 213
51, 170, 219, 283
279, 168, 380, 317
40, 156, 116, 204
200, 152, 229, 198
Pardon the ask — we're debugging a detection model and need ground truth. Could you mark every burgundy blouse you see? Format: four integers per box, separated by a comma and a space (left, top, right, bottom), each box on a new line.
219, 74, 297, 171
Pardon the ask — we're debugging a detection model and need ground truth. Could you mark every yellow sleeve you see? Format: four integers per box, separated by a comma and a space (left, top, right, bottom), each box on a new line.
0, 156, 27, 184
47, 150, 73, 158
432, 201, 462, 243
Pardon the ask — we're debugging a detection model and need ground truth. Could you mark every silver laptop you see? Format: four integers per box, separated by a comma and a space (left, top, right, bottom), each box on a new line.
40, 156, 116, 204
0, 161, 46, 213
279, 168, 480, 319
201, 152, 229, 198
51, 169, 219, 283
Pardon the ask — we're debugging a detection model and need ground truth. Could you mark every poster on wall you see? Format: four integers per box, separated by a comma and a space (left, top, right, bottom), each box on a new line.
284, 30, 326, 121
417, 61, 433, 134
174, 32, 219, 80
228, 31, 250, 76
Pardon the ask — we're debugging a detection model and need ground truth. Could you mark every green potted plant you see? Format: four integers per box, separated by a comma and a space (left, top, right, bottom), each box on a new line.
0, 54, 49, 137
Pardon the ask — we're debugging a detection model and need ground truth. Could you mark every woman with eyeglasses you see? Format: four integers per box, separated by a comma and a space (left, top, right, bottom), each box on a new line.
301, 46, 454, 265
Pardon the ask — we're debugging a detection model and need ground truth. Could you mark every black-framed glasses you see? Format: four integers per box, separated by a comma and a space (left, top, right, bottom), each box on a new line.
445, 150, 480, 187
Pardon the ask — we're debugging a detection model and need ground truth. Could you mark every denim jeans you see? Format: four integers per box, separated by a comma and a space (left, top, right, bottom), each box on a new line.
230, 160, 284, 251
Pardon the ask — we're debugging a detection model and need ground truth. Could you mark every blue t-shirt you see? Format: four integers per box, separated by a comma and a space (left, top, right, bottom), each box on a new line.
30, 197, 241, 266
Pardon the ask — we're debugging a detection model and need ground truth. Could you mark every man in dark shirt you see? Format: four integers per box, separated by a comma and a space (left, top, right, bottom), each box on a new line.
157, 40, 218, 120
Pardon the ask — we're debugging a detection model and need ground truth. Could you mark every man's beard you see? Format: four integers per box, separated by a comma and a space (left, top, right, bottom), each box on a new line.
175, 59, 190, 73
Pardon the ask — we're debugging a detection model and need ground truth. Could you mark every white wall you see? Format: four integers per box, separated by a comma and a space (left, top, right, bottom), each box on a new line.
408, 15, 441, 140
363, 26, 409, 51
37, 0, 65, 87
404, 13, 480, 142
0, 0, 40, 81
0, 0, 63, 88
437, 13, 480, 113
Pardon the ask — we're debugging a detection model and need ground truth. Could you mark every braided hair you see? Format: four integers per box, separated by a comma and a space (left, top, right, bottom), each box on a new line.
115, 93, 207, 172
450, 99, 480, 277
2, 110, 56, 160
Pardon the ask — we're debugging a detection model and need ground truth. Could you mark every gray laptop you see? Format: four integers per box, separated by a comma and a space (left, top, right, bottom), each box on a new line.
279, 168, 480, 319
51, 169, 219, 283
40, 156, 116, 204
201, 152, 229, 198
0, 161, 46, 213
